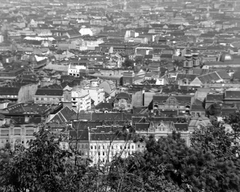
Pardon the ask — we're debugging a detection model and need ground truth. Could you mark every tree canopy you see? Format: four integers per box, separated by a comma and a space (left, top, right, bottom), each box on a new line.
1, 114, 240, 192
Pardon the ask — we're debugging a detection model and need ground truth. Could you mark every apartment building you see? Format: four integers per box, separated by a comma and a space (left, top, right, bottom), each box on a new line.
0, 124, 39, 149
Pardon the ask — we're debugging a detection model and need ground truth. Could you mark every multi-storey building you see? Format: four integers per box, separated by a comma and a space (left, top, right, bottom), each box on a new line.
34, 88, 63, 104
0, 124, 39, 149
68, 64, 87, 77
152, 94, 193, 115
70, 125, 142, 166
63, 86, 91, 112
82, 80, 105, 106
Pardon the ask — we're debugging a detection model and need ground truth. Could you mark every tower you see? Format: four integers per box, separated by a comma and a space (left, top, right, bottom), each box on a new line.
183, 49, 193, 74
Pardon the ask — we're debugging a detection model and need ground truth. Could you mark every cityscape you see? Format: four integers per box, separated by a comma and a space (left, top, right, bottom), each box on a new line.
0, 0, 240, 191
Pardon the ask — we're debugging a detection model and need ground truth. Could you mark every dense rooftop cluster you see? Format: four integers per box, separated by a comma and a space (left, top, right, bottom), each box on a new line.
0, 0, 239, 165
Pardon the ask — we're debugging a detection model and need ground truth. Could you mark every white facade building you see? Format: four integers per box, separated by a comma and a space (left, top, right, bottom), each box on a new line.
71, 87, 91, 111
68, 64, 87, 77
63, 86, 91, 112
75, 129, 145, 166
83, 80, 105, 106
79, 26, 93, 36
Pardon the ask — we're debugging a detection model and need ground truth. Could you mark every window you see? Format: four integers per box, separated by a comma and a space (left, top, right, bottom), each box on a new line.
14, 129, 21, 135
1, 130, 9, 136
91, 145, 93, 149
26, 129, 34, 136
132, 145, 134, 149
120, 145, 122, 150
103, 152, 105, 156
95, 146, 96, 149
98, 152, 100, 156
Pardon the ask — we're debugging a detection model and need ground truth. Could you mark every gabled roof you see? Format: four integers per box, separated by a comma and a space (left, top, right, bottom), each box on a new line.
197, 72, 222, 84
49, 106, 77, 124
216, 70, 230, 79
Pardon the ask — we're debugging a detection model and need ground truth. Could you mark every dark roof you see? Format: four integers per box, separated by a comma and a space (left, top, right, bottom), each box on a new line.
176, 73, 197, 81
0, 87, 20, 96
191, 104, 205, 111
35, 88, 63, 96
70, 128, 89, 140
50, 106, 77, 123
225, 90, 240, 99
7, 103, 52, 115
115, 92, 131, 100
197, 72, 222, 84
90, 132, 125, 141
174, 123, 188, 131
95, 102, 113, 110
206, 93, 224, 102
92, 112, 132, 121
135, 123, 149, 131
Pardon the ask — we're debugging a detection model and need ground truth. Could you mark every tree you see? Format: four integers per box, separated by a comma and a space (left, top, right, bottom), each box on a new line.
0, 129, 87, 192
109, 126, 240, 192
206, 103, 222, 117
108, 133, 187, 192
190, 125, 240, 192
122, 58, 134, 69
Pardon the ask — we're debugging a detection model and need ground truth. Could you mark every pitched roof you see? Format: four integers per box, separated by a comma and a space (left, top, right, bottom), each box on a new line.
49, 106, 77, 124
206, 93, 223, 102
216, 70, 230, 79
197, 72, 222, 84
176, 73, 197, 81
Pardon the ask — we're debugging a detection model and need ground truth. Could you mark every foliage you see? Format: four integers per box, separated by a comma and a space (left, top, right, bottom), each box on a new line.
108, 133, 187, 192
1, 115, 240, 192
122, 58, 134, 69
206, 103, 222, 117
0, 129, 86, 192
109, 125, 240, 192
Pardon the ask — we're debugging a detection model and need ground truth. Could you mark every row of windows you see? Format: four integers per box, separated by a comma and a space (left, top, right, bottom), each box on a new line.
69, 73, 80, 77
91, 151, 134, 157
78, 144, 143, 150
1, 139, 32, 144
35, 97, 61, 101
89, 144, 135, 150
